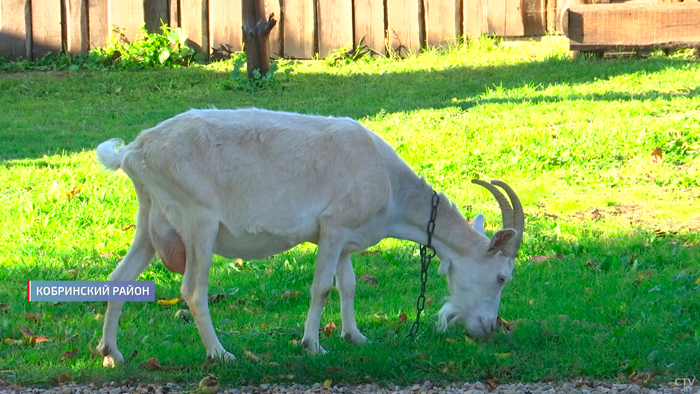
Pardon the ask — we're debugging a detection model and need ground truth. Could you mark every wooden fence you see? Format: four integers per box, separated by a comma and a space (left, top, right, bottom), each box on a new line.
0, 0, 576, 61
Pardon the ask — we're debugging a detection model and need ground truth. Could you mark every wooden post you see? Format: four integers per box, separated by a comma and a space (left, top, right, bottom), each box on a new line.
242, 0, 277, 79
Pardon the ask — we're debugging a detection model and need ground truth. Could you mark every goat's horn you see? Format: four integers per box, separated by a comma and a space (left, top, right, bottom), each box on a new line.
471, 179, 514, 230
491, 180, 524, 257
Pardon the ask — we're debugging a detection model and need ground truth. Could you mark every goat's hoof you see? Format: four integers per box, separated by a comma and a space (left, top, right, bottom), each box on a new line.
341, 331, 368, 344
301, 338, 328, 355
207, 350, 236, 362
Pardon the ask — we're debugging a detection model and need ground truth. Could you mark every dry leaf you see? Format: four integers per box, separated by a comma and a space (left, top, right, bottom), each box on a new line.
60, 348, 78, 360
650, 148, 663, 163
235, 258, 244, 268
531, 255, 551, 263
120, 224, 136, 232
198, 375, 220, 394
485, 377, 500, 391
65, 185, 83, 199
398, 313, 408, 323
244, 350, 261, 362
425, 297, 434, 307
0, 303, 8, 312
174, 309, 190, 323
94, 313, 103, 321
156, 298, 181, 306
57, 374, 72, 384
99, 252, 113, 258
320, 322, 337, 338
445, 338, 457, 344
19, 326, 34, 337
63, 269, 78, 277
143, 357, 164, 371
209, 293, 226, 302
326, 366, 343, 373
323, 379, 332, 389
360, 250, 380, 255
281, 290, 300, 298
360, 274, 378, 286
30, 335, 51, 344
585, 259, 597, 268
439, 360, 456, 374
25, 313, 41, 321
4, 338, 22, 346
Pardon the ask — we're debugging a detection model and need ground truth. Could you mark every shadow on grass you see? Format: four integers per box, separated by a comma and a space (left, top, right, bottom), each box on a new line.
0, 54, 697, 162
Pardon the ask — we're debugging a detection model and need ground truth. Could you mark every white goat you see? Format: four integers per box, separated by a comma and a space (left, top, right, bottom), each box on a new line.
95, 108, 524, 365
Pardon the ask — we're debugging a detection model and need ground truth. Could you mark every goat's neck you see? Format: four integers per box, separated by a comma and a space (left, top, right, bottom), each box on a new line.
388, 184, 483, 257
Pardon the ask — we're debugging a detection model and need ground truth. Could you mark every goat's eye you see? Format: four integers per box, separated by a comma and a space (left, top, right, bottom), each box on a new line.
497, 275, 507, 285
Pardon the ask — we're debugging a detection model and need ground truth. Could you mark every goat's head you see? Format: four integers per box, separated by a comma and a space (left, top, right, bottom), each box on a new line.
436, 180, 523, 340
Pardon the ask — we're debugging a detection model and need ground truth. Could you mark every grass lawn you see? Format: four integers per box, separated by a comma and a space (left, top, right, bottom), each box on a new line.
0, 38, 699, 388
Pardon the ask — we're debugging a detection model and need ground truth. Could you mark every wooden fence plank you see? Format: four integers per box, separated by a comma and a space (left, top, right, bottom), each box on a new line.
209, 0, 242, 59
353, 0, 385, 54
145, 0, 169, 33
317, 0, 353, 57
109, 0, 145, 43
0, 0, 29, 59
486, 0, 506, 35
387, 0, 422, 54
31, 0, 62, 59
66, 0, 88, 54
87, 0, 107, 48
283, 0, 314, 58
464, 0, 487, 37
568, 2, 700, 50
522, 0, 545, 35
169, 0, 179, 27
425, 0, 460, 46
180, 0, 208, 57
264, 0, 281, 57
504, 0, 524, 35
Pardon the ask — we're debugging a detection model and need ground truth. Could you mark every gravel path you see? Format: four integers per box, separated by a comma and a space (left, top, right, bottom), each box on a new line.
1, 381, 698, 394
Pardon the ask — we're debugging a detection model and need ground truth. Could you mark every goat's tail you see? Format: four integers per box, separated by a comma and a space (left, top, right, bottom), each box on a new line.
96, 138, 125, 171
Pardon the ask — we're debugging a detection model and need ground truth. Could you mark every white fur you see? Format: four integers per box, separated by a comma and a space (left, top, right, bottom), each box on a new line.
95, 108, 519, 364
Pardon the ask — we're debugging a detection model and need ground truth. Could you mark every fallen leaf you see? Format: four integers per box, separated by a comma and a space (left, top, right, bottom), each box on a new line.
650, 147, 663, 163
439, 360, 456, 374
198, 375, 220, 394
156, 298, 181, 306
65, 185, 83, 199
143, 357, 164, 371
57, 374, 71, 384
235, 258, 244, 268
4, 338, 22, 346
555, 253, 564, 259
120, 224, 135, 232
174, 309, 190, 323
445, 338, 457, 344
63, 269, 78, 277
425, 297, 434, 307
323, 379, 332, 389
531, 255, 551, 263
398, 313, 408, 323
264, 268, 273, 275
320, 322, 337, 338
0, 304, 8, 312
94, 313, 103, 321
326, 366, 343, 373
485, 377, 500, 391
244, 350, 261, 362
19, 326, 34, 337
281, 290, 300, 299
60, 348, 78, 360
360, 274, 378, 286
209, 293, 226, 302
585, 259, 597, 268
25, 313, 41, 321
99, 252, 114, 258
30, 335, 51, 344
360, 250, 380, 255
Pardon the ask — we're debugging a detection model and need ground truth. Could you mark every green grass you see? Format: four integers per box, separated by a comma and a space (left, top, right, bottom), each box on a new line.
1, 38, 699, 388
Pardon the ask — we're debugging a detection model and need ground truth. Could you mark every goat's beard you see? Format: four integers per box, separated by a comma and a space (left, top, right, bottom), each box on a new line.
436, 301, 463, 332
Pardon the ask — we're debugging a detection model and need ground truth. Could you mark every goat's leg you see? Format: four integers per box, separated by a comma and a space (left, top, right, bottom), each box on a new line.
336, 252, 367, 344
301, 231, 344, 354
97, 200, 155, 367
179, 216, 235, 361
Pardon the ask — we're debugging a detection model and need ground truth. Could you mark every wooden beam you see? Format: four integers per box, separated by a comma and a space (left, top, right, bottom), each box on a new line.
209, 0, 242, 59
31, 0, 62, 59
425, 0, 461, 47
317, 0, 353, 58
387, 0, 422, 54
66, 0, 88, 54
0, 0, 30, 59
283, 0, 314, 58
568, 3, 700, 50
353, 0, 385, 54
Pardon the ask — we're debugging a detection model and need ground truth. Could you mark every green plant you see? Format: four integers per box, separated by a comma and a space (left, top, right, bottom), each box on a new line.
323, 39, 377, 67
91, 23, 203, 68
223, 51, 292, 92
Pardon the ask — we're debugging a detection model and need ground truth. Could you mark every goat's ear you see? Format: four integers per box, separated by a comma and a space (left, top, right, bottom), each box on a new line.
438, 259, 451, 275
487, 229, 517, 255
472, 213, 486, 235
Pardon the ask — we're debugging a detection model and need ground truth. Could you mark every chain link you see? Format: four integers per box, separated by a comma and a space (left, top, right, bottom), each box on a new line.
407, 190, 439, 338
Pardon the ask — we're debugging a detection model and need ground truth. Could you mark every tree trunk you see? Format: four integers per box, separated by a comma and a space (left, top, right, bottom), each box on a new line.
242, 0, 277, 80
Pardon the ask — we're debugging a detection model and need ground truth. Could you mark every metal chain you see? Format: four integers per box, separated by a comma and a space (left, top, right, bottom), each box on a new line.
407, 190, 439, 338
